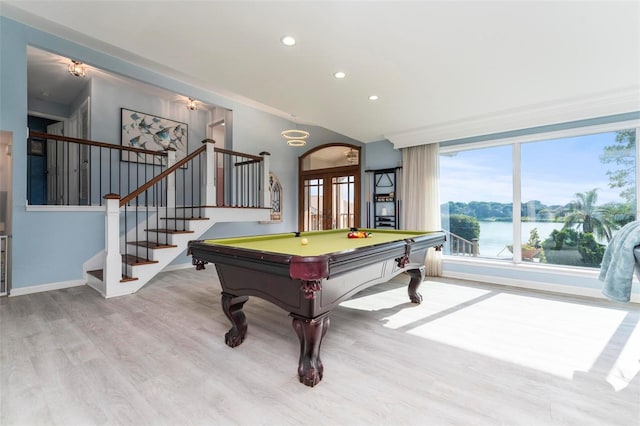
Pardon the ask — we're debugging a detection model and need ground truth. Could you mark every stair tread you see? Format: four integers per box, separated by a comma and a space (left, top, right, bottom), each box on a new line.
87, 269, 102, 280
122, 254, 159, 266
87, 269, 138, 283
127, 241, 178, 248
144, 228, 195, 234
120, 275, 139, 283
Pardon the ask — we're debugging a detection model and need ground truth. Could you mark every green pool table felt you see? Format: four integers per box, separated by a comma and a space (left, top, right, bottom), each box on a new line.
203, 228, 435, 257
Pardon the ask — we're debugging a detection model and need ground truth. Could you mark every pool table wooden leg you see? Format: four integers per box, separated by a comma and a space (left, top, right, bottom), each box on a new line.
221, 292, 249, 347
407, 265, 425, 304
291, 313, 330, 387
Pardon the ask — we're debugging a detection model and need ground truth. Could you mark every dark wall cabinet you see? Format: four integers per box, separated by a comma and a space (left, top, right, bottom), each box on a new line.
371, 168, 399, 229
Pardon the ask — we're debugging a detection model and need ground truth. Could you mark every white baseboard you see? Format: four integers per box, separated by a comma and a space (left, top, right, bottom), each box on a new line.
442, 270, 640, 304
8, 264, 196, 298
9, 279, 85, 297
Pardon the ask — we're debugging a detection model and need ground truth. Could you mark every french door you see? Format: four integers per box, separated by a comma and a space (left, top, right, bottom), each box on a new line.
300, 171, 359, 231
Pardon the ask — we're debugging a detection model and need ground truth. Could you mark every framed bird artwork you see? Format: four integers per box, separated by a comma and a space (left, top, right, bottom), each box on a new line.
121, 108, 188, 168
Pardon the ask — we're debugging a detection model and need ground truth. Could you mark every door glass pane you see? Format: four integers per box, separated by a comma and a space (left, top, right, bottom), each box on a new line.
301, 146, 359, 171
332, 175, 355, 229
303, 178, 324, 231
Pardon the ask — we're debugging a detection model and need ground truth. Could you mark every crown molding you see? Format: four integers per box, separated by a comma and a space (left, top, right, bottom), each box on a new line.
386, 87, 640, 149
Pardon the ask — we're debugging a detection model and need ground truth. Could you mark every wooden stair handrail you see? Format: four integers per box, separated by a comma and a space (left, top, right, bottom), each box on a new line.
120, 143, 267, 207
215, 147, 263, 161
29, 130, 169, 157
120, 145, 206, 206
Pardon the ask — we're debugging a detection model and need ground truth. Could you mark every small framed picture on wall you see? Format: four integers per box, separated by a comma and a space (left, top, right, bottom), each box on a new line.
28, 138, 45, 156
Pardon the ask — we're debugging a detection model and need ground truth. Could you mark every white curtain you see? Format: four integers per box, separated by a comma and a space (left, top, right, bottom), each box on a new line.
401, 143, 442, 276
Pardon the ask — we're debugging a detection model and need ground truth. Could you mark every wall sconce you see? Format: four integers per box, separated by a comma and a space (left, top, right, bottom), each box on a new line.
68, 60, 86, 77
281, 129, 309, 147
187, 98, 197, 111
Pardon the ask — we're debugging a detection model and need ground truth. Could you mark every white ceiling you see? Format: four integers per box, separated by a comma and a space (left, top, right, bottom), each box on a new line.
4, 1, 640, 144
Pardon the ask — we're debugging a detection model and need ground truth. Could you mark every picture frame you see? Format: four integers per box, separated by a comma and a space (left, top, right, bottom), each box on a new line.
28, 138, 45, 156
120, 108, 188, 167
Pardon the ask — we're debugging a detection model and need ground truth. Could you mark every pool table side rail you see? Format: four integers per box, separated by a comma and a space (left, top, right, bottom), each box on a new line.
311, 232, 445, 280
188, 231, 445, 281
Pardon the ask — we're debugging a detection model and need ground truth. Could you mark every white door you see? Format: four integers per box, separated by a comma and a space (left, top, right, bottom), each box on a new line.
77, 99, 90, 204
46, 121, 64, 204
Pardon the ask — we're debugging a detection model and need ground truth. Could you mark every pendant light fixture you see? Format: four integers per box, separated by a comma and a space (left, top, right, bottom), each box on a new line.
345, 148, 358, 164
281, 129, 310, 147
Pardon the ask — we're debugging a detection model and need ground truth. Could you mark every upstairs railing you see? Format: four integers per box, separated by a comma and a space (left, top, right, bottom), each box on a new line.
443, 230, 479, 256
26, 131, 268, 210
213, 146, 267, 208
27, 131, 168, 206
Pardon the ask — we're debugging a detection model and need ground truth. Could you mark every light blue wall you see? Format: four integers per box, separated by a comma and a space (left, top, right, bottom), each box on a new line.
90, 77, 209, 148
364, 139, 401, 171
1, 18, 33, 288
1, 16, 365, 288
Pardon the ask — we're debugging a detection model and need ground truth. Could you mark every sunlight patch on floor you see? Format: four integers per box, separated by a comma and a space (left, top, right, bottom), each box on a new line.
343, 281, 638, 383
340, 281, 492, 332
400, 285, 628, 379
606, 318, 640, 391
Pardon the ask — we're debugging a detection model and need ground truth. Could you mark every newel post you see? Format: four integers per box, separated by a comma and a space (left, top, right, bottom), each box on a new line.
104, 193, 121, 294
166, 148, 176, 210
260, 151, 271, 208
203, 139, 216, 206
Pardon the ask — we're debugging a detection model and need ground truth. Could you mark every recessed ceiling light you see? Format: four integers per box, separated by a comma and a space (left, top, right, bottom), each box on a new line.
281, 36, 296, 46
334, 71, 346, 79
368, 95, 379, 101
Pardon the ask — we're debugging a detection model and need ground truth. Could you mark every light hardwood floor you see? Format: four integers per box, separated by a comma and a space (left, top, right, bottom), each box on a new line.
1, 268, 639, 425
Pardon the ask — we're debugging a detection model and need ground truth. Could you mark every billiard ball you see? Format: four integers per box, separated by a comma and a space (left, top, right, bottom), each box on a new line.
301, 238, 309, 245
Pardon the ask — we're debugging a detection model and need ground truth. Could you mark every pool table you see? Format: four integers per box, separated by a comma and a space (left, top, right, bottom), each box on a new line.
188, 228, 446, 387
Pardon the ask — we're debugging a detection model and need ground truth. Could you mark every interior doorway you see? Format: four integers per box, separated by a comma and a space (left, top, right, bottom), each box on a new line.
298, 144, 361, 232
0, 130, 12, 295
27, 97, 90, 206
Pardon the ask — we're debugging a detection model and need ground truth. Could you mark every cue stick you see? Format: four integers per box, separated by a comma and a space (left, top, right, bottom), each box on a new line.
396, 167, 401, 229
366, 171, 371, 227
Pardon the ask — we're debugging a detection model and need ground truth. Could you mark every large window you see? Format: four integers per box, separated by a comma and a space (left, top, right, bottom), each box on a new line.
440, 145, 513, 258
440, 127, 638, 269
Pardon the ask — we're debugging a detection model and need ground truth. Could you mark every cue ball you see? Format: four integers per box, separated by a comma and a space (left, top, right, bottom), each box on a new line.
301, 238, 309, 245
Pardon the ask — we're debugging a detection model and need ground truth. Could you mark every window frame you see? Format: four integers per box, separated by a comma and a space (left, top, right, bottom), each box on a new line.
440, 119, 640, 264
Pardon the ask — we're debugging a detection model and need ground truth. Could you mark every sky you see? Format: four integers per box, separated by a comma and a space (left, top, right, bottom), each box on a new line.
439, 131, 631, 206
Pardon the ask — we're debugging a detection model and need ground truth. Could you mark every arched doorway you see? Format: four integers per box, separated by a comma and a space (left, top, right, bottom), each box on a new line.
298, 143, 361, 232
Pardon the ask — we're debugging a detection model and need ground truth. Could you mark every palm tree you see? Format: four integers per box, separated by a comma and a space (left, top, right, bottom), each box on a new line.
562, 188, 617, 242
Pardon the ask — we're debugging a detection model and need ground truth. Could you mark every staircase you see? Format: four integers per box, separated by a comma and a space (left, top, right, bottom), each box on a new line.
80, 139, 271, 298
85, 206, 268, 298
26, 132, 272, 298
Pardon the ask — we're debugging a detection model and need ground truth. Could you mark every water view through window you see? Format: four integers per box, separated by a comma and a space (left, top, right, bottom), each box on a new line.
440, 128, 637, 268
